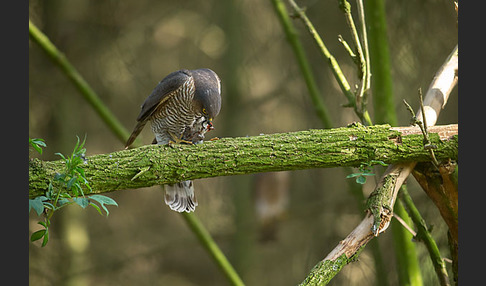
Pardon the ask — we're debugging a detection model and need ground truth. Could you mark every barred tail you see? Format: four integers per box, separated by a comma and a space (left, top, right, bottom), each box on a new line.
125, 120, 148, 149
164, 180, 198, 212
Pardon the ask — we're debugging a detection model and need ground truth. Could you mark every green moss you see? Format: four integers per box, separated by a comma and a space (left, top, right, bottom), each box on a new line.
366, 172, 397, 234
299, 253, 354, 285
29, 125, 458, 198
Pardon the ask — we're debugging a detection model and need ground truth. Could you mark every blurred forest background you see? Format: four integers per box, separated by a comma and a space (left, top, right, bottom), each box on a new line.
29, 0, 457, 285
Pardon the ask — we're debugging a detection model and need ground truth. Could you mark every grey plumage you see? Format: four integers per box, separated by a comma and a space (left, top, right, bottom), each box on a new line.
125, 68, 222, 212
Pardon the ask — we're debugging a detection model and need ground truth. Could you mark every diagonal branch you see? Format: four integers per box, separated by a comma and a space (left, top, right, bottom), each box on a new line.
299, 45, 458, 285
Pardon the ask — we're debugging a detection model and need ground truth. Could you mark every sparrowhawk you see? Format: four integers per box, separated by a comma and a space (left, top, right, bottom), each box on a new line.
125, 68, 222, 212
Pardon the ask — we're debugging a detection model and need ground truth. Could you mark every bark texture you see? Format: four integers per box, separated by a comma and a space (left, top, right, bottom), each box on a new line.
29, 124, 458, 198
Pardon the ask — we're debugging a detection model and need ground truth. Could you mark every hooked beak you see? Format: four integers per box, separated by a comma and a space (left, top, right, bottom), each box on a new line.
206, 118, 214, 131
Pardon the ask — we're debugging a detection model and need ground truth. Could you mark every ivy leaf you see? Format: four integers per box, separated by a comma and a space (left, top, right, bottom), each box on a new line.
89, 195, 118, 216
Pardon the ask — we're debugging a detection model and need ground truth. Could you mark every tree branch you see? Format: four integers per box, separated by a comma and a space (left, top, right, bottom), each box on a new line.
299, 44, 458, 285
29, 124, 457, 198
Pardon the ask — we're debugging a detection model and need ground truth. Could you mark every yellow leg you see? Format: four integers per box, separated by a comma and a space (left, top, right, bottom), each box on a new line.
168, 131, 193, 145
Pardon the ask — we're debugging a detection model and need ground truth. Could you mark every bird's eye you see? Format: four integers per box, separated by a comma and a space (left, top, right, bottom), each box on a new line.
202, 108, 207, 115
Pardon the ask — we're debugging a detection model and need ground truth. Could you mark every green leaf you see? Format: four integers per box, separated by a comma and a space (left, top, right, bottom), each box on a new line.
72, 182, 85, 197
42, 201, 55, 210
356, 175, 367, 184
361, 171, 375, 176
89, 195, 118, 216
42, 230, 49, 247
38, 221, 48, 228
31, 143, 42, 154
55, 152, 66, 161
346, 173, 361, 178
29, 196, 47, 216
370, 160, 388, 167
29, 138, 46, 154
31, 229, 46, 242
57, 198, 71, 207
66, 176, 77, 190
89, 202, 103, 216
73, 197, 89, 209
54, 172, 66, 182
75, 166, 86, 178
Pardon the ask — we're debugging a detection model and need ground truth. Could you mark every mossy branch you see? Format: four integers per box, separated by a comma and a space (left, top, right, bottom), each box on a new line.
29, 124, 457, 198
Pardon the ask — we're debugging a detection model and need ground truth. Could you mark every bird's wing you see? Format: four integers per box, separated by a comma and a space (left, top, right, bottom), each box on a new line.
125, 70, 192, 148
137, 70, 192, 122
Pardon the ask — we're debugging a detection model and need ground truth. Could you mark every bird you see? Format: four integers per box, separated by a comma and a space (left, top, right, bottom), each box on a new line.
125, 68, 222, 212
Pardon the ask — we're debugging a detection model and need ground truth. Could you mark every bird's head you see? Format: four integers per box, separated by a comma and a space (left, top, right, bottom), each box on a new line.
191, 68, 222, 122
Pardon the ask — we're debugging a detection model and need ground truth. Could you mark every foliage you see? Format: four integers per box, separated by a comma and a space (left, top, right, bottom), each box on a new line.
29, 138, 46, 155
346, 160, 388, 184
29, 137, 118, 247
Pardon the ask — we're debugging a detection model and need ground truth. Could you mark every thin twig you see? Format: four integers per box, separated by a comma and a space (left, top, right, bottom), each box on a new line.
287, 0, 373, 126
338, 35, 356, 60
338, 0, 367, 110
403, 91, 440, 168
356, 0, 371, 100
418, 88, 440, 167
393, 214, 416, 237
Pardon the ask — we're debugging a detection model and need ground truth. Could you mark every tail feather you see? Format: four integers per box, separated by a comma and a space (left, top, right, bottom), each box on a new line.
164, 180, 198, 212
125, 120, 148, 149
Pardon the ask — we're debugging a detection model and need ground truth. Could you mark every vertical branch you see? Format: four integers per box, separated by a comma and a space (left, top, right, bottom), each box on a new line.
270, 0, 333, 128
364, 0, 397, 125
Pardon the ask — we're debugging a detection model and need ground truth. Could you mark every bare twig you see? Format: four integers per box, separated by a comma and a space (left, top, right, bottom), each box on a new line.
287, 0, 373, 125
356, 0, 371, 102
403, 91, 440, 168
338, 0, 368, 111
393, 214, 417, 237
